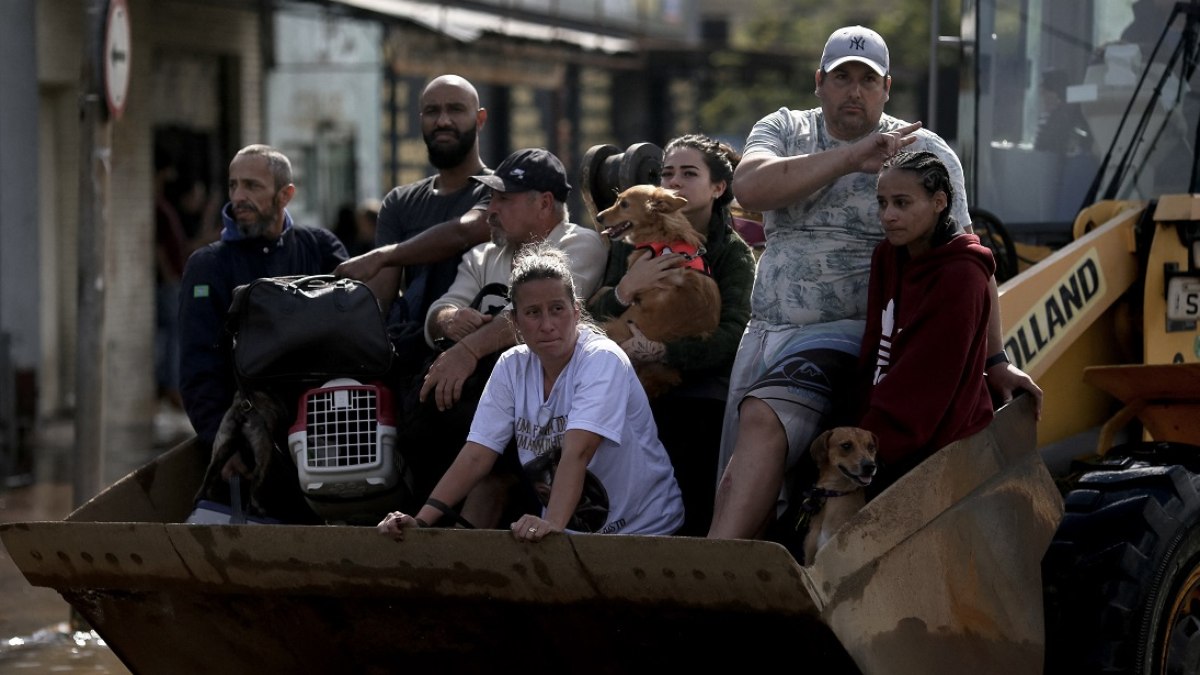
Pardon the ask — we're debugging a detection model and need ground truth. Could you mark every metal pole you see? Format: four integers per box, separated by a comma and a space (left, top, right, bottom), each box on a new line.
928, 0, 940, 131
74, 0, 109, 508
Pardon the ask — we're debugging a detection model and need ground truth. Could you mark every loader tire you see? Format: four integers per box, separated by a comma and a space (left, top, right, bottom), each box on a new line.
1043, 462, 1200, 675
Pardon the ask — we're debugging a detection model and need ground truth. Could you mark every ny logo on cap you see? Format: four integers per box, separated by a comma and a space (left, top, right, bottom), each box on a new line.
850, 36, 866, 51
510, 168, 526, 178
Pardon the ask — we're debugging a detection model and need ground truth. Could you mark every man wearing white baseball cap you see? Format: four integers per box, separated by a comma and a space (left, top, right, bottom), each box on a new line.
821, 24, 890, 77
709, 26, 1042, 541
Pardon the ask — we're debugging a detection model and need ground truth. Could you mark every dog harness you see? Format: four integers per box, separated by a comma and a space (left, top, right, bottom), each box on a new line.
634, 240, 710, 274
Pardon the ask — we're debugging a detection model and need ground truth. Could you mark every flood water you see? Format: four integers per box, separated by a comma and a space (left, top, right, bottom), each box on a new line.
0, 480, 131, 674
1, 409, 191, 674
0, 479, 132, 674
0, 623, 127, 673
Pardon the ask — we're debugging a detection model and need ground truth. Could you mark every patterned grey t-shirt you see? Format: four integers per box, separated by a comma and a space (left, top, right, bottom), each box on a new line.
744, 107, 971, 327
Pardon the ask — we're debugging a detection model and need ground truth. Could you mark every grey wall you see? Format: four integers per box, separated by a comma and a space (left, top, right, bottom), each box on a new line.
0, 0, 41, 370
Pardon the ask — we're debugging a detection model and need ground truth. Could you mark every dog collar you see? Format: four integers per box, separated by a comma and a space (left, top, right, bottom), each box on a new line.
791, 486, 858, 535
805, 486, 857, 502
799, 486, 858, 515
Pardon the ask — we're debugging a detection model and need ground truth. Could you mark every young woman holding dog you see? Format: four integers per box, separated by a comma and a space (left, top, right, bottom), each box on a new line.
378, 243, 683, 541
858, 151, 995, 493
587, 134, 756, 536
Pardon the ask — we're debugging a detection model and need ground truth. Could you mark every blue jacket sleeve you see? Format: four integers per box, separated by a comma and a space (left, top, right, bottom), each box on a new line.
318, 228, 349, 271
178, 249, 234, 445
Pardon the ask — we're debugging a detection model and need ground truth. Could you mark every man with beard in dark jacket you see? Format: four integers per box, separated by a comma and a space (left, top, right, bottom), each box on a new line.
179, 144, 347, 446
335, 74, 493, 377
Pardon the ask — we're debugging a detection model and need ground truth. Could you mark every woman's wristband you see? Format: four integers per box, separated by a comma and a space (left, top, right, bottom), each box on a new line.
612, 284, 631, 308
414, 499, 448, 528
985, 349, 1011, 369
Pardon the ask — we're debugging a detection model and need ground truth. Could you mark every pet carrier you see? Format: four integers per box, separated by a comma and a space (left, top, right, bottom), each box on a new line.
287, 378, 411, 522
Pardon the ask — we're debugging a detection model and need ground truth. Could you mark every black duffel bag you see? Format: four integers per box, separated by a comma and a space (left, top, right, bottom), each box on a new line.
227, 274, 394, 384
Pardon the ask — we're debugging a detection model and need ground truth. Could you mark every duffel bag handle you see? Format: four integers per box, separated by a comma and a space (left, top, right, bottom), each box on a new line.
285, 274, 354, 292
284, 275, 374, 311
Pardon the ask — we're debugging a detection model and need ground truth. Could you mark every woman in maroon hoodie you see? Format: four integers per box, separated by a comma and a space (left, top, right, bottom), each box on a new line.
859, 151, 996, 494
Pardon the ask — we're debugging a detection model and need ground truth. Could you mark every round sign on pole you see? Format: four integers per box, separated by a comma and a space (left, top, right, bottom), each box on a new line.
103, 0, 131, 120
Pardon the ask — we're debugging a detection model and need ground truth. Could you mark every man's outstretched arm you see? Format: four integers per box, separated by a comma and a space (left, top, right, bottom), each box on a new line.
734, 122, 923, 213
336, 208, 489, 314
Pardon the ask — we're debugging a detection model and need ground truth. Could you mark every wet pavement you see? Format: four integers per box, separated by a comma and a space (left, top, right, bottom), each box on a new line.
0, 404, 193, 673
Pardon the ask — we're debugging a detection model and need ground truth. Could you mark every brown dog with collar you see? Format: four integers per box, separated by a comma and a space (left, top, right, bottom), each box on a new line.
801, 427, 879, 565
594, 185, 721, 397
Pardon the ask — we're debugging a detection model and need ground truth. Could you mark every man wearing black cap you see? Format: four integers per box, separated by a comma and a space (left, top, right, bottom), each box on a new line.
420, 148, 606, 408
709, 26, 1042, 541
400, 148, 606, 503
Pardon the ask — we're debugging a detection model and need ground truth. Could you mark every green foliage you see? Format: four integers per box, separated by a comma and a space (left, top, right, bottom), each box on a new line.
697, 52, 807, 146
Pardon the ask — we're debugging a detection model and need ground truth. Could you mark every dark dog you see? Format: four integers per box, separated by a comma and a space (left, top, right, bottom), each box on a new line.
594, 185, 721, 397
801, 427, 878, 565
196, 388, 290, 518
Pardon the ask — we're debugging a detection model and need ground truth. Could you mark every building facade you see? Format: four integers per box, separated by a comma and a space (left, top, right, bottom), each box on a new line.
0, 0, 711, 488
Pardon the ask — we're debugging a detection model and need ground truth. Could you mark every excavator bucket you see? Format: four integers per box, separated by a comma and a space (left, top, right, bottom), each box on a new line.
0, 396, 1058, 674
0, 442, 853, 673
803, 393, 1064, 675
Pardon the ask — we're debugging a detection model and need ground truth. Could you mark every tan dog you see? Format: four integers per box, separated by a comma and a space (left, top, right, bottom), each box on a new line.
594, 185, 721, 397
801, 427, 879, 565
196, 388, 290, 517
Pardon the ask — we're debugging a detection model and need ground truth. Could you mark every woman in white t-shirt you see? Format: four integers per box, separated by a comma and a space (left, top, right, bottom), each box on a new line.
378, 243, 683, 540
